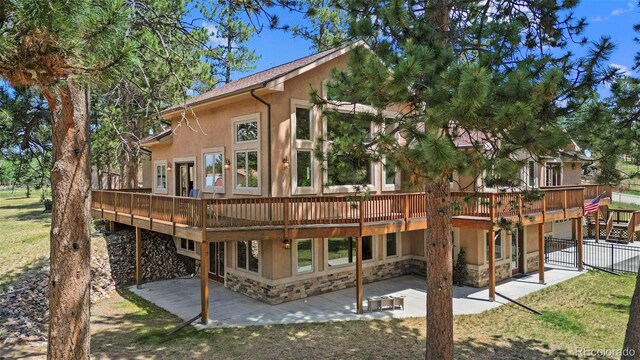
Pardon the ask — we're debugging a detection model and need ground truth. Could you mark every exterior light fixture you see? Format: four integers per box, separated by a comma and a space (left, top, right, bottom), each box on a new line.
167, 163, 172, 172
283, 156, 290, 169
224, 158, 231, 170
282, 239, 291, 249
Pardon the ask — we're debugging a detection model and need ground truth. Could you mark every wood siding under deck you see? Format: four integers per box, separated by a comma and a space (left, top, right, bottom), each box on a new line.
91, 184, 611, 242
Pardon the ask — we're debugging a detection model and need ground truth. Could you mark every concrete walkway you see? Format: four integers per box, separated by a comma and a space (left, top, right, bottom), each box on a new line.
130, 265, 583, 329
612, 192, 640, 205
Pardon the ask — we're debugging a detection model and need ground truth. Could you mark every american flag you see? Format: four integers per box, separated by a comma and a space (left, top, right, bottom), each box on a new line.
584, 194, 602, 216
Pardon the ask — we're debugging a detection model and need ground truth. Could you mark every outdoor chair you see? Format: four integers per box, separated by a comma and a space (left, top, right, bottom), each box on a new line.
188, 188, 200, 198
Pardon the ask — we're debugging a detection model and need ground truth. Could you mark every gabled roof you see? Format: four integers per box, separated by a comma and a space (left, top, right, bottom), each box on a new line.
162, 43, 354, 115
140, 128, 172, 146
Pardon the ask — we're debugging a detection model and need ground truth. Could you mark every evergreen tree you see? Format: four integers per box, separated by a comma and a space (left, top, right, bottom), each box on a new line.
291, 0, 348, 51
313, 0, 613, 357
0, 1, 210, 357
199, 0, 259, 84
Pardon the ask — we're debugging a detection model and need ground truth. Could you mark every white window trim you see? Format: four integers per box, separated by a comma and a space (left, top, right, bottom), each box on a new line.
232, 113, 261, 195
202, 147, 225, 194
154, 160, 168, 194
293, 238, 315, 274
236, 240, 261, 275
383, 232, 401, 259
291, 99, 318, 195
322, 113, 378, 193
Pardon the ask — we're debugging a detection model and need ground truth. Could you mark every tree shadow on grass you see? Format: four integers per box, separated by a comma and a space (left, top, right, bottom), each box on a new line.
0, 200, 43, 211
455, 336, 578, 359
3, 208, 51, 222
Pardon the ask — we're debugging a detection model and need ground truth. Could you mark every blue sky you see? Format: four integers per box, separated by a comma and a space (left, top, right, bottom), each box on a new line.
222, 0, 639, 81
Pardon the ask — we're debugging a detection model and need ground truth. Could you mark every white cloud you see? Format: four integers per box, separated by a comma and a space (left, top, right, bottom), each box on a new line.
611, 63, 633, 76
201, 21, 227, 47
611, 2, 634, 16
592, 16, 604, 22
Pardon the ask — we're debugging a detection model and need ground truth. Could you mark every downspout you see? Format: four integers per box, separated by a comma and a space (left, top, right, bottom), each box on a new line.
250, 90, 272, 198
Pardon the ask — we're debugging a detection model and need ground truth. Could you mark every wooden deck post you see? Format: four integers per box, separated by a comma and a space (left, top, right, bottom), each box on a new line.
356, 198, 364, 314
577, 217, 584, 271
356, 235, 363, 314
488, 227, 496, 301
135, 227, 143, 288
201, 239, 209, 325
538, 223, 545, 284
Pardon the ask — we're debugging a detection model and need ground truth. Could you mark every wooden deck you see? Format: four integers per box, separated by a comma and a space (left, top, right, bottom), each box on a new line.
91, 184, 611, 242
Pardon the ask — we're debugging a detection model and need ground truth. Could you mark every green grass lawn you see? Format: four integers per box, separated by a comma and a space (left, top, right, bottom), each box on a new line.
616, 161, 640, 194
611, 201, 640, 211
0, 189, 51, 290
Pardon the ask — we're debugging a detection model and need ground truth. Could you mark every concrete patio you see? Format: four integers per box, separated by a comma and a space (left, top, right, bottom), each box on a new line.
129, 265, 584, 329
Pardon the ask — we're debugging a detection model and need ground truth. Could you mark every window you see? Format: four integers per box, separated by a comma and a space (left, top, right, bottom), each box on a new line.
545, 162, 562, 187
154, 160, 167, 193
291, 100, 317, 194
237, 240, 259, 273
203, 148, 224, 193
180, 238, 195, 252
386, 233, 398, 257
296, 239, 313, 273
324, 112, 375, 190
296, 151, 313, 187
233, 114, 260, 195
327, 236, 373, 267
235, 150, 259, 188
295, 107, 311, 140
485, 231, 503, 261
236, 121, 258, 142
528, 160, 536, 188
382, 159, 399, 191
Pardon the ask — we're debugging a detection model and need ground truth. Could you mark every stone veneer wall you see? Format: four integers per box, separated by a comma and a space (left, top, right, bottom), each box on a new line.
526, 253, 539, 273
466, 262, 511, 288
226, 258, 426, 305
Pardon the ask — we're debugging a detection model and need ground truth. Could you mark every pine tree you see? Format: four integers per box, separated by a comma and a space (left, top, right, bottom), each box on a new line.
0, 1, 210, 357
199, 0, 259, 84
313, 0, 613, 358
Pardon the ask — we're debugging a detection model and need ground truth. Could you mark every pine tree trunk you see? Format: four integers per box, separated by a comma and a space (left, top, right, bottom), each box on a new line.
43, 82, 91, 359
107, 163, 112, 190
622, 266, 640, 359
425, 177, 453, 359
121, 146, 138, 189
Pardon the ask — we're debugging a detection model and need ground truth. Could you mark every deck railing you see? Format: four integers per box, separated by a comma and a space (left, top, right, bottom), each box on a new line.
92, 185, 605, 230
451, 187, 585, 218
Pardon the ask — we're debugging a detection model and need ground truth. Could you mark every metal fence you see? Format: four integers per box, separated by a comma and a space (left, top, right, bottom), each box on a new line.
544, 237, 640, 274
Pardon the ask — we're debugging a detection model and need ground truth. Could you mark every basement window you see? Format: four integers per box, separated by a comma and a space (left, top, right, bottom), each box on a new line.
327, 236, 373, 267
178, 238, 195, 256
237, 240, 259, 273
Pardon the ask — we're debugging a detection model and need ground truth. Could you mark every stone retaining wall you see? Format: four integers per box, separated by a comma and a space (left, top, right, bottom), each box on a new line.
226, 258, 426, 304
466, 262, 511, 287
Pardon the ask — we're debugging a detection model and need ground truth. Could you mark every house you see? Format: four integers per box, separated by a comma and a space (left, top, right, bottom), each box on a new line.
91, 44, 611, 324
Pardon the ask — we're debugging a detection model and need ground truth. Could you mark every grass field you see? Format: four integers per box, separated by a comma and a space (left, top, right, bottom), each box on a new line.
0, 189, 51, 290
611, 201, 640, 211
